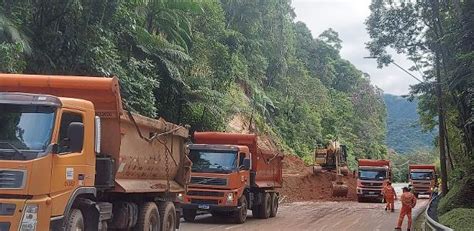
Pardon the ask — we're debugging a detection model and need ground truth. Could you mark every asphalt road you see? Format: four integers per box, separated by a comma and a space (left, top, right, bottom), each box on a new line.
180, 183, 429, 231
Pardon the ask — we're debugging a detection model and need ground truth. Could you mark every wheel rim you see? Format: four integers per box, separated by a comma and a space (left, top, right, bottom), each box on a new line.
166, 212, 174, 231
266, 196, 271, 215
273, 197, 278, 213
150, 213, 159, 231
241, 199, 247, 220
74, 215, 84, 231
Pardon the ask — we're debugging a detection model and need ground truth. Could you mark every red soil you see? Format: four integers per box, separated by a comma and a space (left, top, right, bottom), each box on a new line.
278, 155, 357, 203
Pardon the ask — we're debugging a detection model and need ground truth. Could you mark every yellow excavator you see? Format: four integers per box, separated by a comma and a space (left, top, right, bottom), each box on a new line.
313, 140, 349, 197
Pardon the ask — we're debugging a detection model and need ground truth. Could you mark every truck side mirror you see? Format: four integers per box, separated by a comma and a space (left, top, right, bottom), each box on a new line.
242, 159, 251, 170
67, 122, 84, 153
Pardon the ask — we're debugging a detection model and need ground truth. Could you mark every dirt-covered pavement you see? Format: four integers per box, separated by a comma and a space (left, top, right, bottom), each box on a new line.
180, 184, 429, 231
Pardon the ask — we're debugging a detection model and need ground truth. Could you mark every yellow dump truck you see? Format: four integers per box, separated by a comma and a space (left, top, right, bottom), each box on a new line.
0, 74, 191, 231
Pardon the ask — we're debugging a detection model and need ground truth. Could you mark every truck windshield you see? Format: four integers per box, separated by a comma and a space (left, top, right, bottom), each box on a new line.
0, 104, 55, 160
410, 172, 433, 180
358, 169, 386, 181
189, 150, 238, 174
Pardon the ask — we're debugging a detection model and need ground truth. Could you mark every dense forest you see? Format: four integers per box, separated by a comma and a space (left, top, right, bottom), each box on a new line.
384, 94, 435, 153
0, 0, 387, 168
366, 0, 473, 229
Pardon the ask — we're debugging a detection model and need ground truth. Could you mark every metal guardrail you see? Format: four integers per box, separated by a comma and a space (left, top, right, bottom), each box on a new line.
424, 194, 453, 231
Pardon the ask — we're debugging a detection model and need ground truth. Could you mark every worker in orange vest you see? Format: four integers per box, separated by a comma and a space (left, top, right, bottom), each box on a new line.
383, 181, 396, 212
395, 187, 417, 231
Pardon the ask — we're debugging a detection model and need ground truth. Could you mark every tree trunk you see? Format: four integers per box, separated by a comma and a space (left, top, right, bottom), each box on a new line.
435, 54, 449, 196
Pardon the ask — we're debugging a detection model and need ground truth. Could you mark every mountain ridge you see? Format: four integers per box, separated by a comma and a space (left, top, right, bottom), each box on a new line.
384, 93, 436, 154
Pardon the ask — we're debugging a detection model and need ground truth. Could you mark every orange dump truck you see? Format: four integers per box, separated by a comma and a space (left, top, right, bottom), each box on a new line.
182, 132, 283, 224
0, 74, 190, 231
356, 159, 392, 202
409, 164, 437, 198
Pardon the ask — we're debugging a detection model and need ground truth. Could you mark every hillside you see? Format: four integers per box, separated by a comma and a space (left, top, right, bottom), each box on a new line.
0, 1, 387, 167
384, 94, 435, 154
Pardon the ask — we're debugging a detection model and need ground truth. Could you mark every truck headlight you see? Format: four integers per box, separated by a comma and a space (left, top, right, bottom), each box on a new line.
177, 193, 184, 202
20, 204, 38, 231
226, 193, 234, 203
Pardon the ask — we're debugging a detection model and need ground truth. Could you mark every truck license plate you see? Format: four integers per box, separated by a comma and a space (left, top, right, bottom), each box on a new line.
198, 204, 210, 210
368, 191, 375, 194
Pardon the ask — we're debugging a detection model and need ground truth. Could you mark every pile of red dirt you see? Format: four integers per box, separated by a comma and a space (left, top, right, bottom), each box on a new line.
278, 155, 357, 203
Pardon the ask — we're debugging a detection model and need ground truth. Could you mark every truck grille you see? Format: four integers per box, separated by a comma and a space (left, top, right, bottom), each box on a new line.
361, 182, 383, 187
190, 177, 227, 186
187, 191, 224, 197
0, 170, 25, 189
414, 182, 431, 185
191, 199, 219, 205
0, 203, 15, 215
362, 189, 381, 195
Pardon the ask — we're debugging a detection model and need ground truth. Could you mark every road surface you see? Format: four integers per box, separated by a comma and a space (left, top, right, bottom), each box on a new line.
180, 183, 429, 231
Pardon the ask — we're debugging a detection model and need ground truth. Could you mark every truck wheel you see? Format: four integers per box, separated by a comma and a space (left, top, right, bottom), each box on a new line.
257, 192, 271, 219
211, 211, 226, 217
99, 221, 108, 231
252, 206, 260, 218
159, 202, 177, 231
65, 209, 84, 231
270, 193, 278, 217
233, 196, 248, 224
182, 209, 196, 222
135, 202, 160, 231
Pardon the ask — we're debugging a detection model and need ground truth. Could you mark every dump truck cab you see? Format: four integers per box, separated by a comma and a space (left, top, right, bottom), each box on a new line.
183, 144, 251, 210
408, 164, 437, 198
182, 132, 282, 224
356, 159, 392, 202
0, 92, 98, 230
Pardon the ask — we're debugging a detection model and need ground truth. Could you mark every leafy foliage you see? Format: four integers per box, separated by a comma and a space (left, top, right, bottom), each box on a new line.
0, 0, 388, 166
367, 0, 474, 221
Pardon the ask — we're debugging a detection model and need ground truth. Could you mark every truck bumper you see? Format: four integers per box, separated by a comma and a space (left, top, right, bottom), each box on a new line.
357, 188, 383, 198
413, 190, 432, 195
0, 195, 52, 231
182, 203, 240, 212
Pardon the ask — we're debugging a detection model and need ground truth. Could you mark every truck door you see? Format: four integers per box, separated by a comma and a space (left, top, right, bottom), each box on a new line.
50, 110, 94, 217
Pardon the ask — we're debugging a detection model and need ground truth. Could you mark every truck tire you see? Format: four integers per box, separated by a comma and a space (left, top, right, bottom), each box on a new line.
65, 209, 84, 231
257, 192, 271, 219
135, 202, 160, 231
270, 193, 278, 217
211, 211, 227, 217
233, 196, 248, 224
182, 209, 196, 222
252, 206, 260, 218
158, 202, 177, 231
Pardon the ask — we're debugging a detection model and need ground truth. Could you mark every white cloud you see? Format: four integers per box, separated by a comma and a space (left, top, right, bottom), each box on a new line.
291, 0, 421, 95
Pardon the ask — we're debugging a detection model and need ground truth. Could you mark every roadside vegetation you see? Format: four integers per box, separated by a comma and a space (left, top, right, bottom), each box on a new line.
366, 0, 474, 229
0, 0, 387, 167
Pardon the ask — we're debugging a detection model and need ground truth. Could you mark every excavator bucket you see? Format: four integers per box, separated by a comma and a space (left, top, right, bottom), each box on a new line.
331, 175, 349, 197
340, 166, 349, 176
313, 165, 323, 175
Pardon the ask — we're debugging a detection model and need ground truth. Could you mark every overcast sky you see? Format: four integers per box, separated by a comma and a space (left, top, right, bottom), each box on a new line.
291, 0, 420, 95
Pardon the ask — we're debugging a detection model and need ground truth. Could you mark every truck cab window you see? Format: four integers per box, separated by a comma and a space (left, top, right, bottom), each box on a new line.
239, 153, 245, 168
58, 112, 83, 153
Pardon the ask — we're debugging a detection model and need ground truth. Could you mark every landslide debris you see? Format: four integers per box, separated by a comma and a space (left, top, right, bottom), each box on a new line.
278, 155, 357, 203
